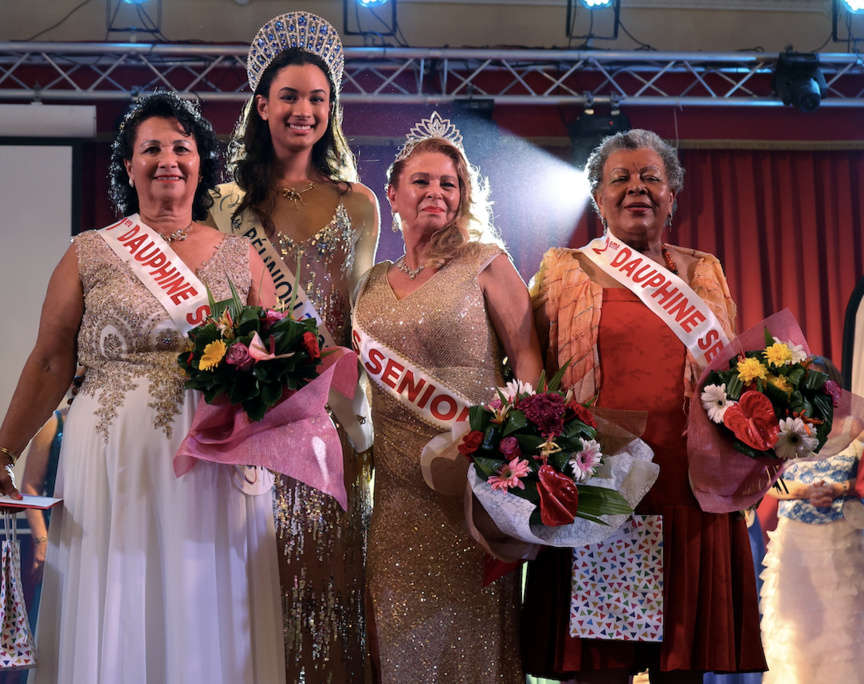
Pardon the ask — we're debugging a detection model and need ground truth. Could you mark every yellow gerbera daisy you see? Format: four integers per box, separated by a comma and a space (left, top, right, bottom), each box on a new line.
199, 339, 227, 371
764, 342, 792, 367
737, 357, 768, 384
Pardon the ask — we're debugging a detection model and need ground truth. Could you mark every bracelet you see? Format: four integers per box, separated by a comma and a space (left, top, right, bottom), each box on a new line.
842, 480, 850, 495
33, 536, 47, 544
0, 447, 17, 465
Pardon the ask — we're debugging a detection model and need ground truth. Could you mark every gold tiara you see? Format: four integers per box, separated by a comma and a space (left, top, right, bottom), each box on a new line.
395, 112, 465, 162
247, 12, 345, 93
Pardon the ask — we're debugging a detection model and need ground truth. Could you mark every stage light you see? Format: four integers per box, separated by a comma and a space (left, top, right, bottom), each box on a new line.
841, 0, 864, 12
772, 52, 827, 113
568, 105, 631, 170
580, 0, 613, 7
122, 0, 149, 4
358, 0, 390, 6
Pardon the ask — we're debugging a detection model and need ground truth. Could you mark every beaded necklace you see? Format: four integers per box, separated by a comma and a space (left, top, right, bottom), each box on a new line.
661, 243, 678, 275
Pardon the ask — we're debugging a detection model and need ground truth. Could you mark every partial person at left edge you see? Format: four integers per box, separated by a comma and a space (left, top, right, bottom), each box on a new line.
0, 91, 286, 684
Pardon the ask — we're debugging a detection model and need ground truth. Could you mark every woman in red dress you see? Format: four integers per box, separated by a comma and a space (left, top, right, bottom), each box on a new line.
522, 129, 766, 683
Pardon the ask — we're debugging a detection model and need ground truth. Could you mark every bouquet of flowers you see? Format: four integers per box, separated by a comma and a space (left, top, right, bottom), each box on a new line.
178, 281, 323, 422
688, 309, 864, 513
699, 328, 839, 462
459, 371, 633, 528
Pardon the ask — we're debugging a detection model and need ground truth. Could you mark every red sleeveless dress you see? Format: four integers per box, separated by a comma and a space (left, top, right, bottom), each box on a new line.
522, 289, 766, 675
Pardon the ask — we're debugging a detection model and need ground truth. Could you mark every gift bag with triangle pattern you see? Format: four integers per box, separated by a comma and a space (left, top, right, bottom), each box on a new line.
0, 511, 36, 670
569, 514, 664, 642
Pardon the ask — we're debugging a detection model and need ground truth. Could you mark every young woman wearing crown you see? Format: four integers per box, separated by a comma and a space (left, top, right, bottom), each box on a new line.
205, 12, 380, 683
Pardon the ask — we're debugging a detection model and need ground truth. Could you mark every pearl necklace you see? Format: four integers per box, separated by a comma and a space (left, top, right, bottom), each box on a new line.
397, 257, 424, 279
280, 182, 317, 209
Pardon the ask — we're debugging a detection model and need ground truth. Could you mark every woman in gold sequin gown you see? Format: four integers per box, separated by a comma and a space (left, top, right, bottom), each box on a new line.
0, 93, 285, 683
353, 122, 542, 683
206, 13, 379, 683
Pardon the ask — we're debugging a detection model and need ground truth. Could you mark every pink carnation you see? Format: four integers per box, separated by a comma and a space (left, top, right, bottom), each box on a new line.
262, 309, 287, 329
823, 379, 842, 408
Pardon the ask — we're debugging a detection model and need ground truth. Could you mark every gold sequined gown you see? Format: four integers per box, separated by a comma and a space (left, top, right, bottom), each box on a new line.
354, 244, 524, 684
211, 185, 373, 684
32, 231, 285, 684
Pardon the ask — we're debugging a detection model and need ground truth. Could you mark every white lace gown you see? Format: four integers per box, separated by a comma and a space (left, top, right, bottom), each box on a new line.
29, 231, 286, 684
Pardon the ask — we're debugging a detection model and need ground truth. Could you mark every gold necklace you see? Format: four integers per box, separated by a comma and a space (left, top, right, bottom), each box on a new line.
280, 182, 317, 209
159, 221, 194, 243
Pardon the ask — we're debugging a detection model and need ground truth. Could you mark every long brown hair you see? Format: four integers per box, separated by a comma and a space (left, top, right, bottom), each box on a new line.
227, 48, 358, 235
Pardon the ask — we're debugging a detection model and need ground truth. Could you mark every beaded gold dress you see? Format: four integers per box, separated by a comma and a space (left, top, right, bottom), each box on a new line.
32, 231, 285, 684
353, 244, 523, 684
210, 184, 373, 684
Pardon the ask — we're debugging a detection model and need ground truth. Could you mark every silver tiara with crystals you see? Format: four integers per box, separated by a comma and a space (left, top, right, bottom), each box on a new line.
395, 112, 465, 162
247, 12, 344, 94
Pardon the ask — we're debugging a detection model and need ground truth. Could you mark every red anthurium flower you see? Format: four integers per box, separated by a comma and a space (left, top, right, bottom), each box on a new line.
537, 464, 580, 526
722, 390, 780, 451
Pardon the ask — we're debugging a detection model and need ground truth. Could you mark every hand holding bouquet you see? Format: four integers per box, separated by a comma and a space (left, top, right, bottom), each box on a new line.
178, 280, 323, 422
688, 309, 864, 513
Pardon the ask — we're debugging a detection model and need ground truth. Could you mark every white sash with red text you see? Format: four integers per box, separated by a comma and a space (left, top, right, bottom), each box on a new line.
98, 214, 210, 336
582, 234, 730, 369
211, 185, 373, 452
351, 324, 472, 431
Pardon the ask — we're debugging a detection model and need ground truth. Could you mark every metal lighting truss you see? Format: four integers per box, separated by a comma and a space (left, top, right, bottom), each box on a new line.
2, 42, 864, 107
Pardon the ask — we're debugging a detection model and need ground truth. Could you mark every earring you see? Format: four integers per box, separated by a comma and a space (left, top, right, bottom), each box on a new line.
666, 214, 673, 232
391, 210, 400, 233
600, 216, 609, 234
129, 178, 134, 188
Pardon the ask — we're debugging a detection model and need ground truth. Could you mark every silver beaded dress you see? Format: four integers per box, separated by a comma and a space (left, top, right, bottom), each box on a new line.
353, 244, 523, 684
210, 184, 373, 684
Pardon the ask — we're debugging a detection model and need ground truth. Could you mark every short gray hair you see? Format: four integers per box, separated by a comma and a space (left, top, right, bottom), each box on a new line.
585, 129, 684, 213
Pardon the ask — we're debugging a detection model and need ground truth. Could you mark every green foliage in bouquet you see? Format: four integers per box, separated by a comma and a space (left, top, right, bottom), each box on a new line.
178, 280, 323, 422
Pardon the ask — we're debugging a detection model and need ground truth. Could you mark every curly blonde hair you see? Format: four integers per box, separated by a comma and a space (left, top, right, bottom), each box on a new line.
387, 138, 502, 269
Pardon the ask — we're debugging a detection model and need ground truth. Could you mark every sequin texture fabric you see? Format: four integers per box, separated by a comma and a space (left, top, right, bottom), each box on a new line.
225, 197, 372, 683
354, 244, 523, 683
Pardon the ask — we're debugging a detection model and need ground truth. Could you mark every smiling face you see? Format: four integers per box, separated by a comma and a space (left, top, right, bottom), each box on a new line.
123, 116, 200, 214
387, 151, 461, 238
255, 62, 331, 157
594, 148, 676, 249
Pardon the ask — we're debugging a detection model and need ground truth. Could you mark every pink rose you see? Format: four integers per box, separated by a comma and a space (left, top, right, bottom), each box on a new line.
225, 342, 255, 371
498, 436, 522, 459
262, 309, 287, 329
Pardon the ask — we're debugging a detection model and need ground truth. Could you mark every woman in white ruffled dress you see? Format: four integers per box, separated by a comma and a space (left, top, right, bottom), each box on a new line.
760, 447, 864, 683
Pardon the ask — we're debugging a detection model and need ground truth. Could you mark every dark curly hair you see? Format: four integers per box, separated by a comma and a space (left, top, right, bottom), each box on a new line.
109, 91, 220, 221
226, 48, 358, 234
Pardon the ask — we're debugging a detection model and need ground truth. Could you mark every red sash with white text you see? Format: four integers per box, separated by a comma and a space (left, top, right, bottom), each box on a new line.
582, 234, 730, 369
98, 214, 210, 336
351, 324, 472, 431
